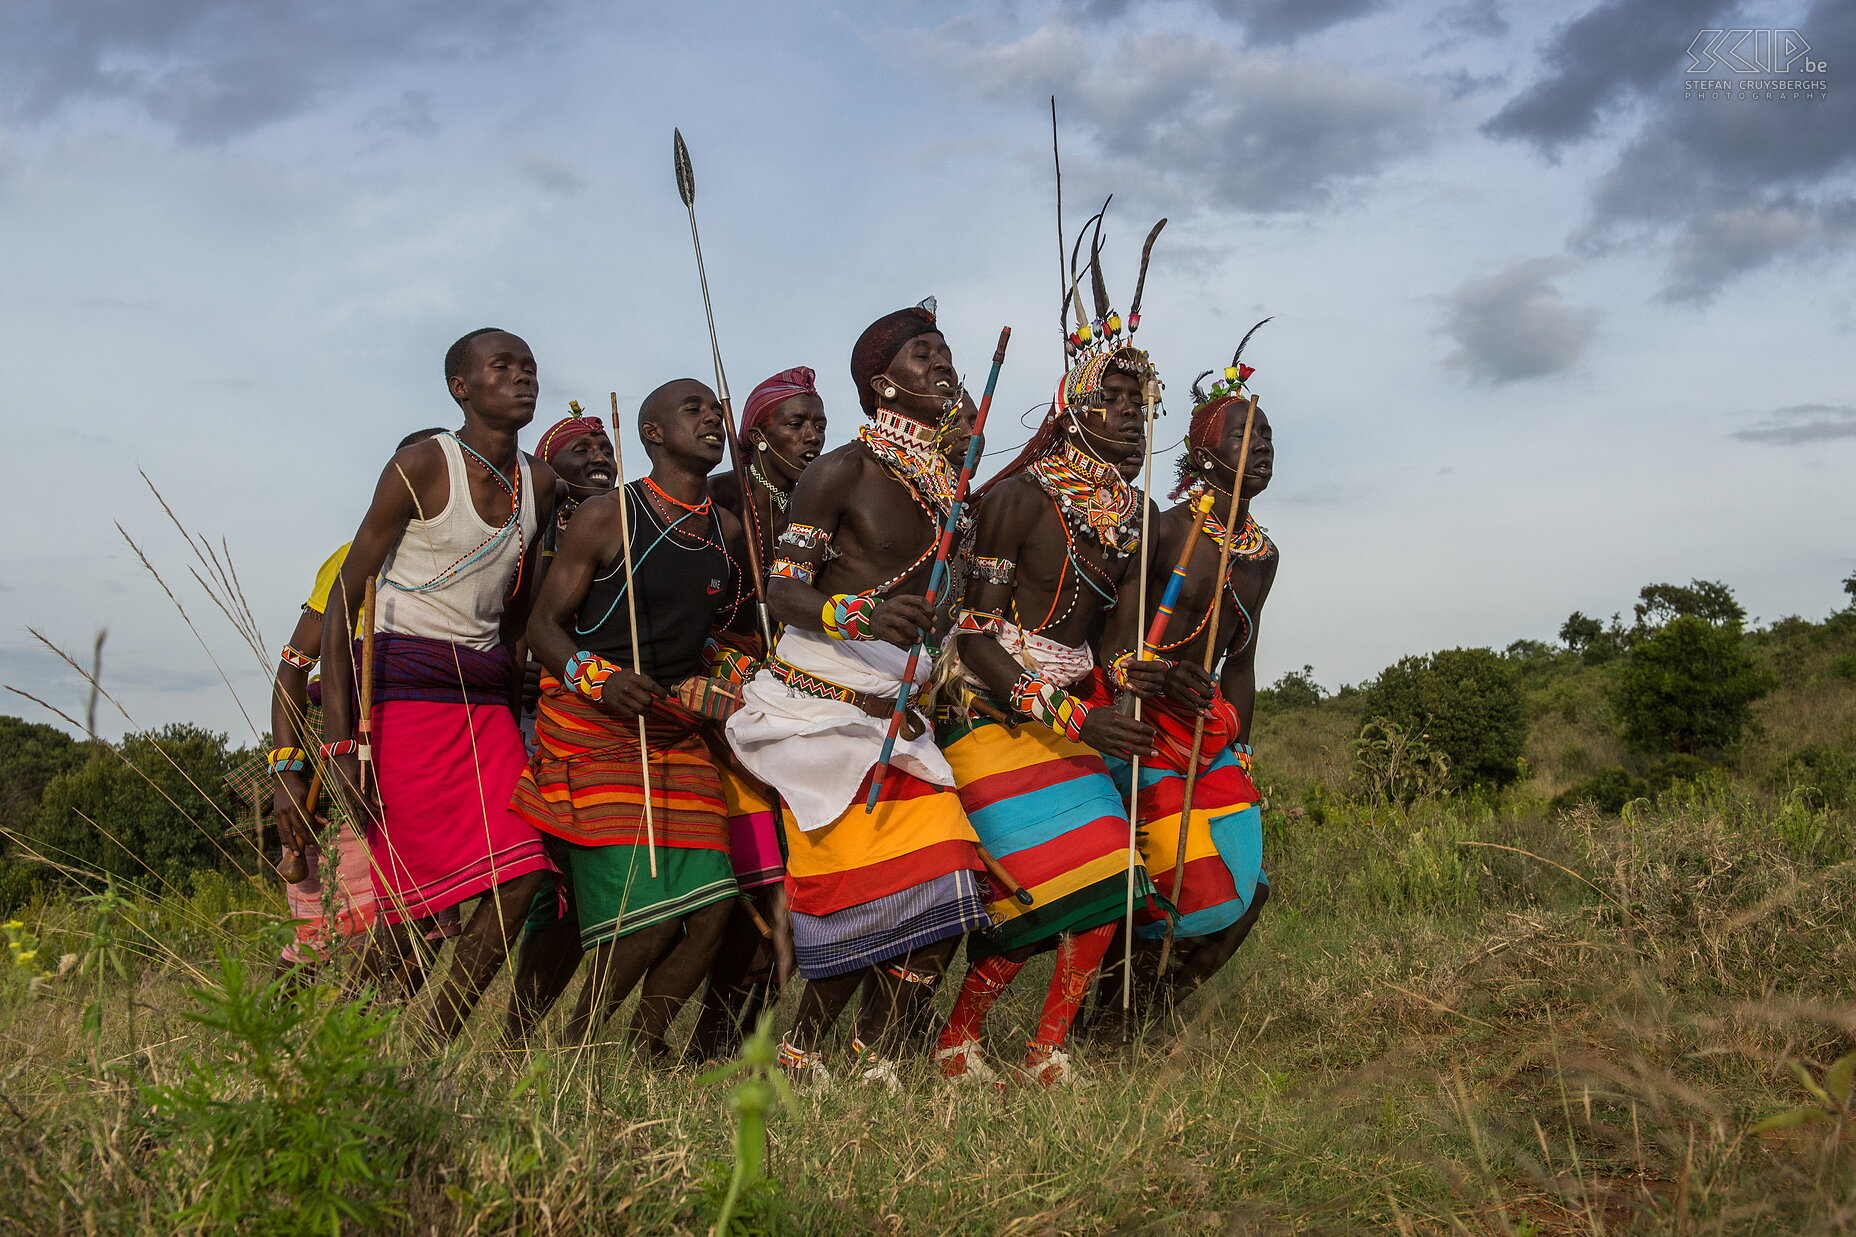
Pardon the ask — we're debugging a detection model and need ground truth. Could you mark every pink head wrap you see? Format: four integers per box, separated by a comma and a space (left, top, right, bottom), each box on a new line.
536, 413, 605, 463
741, 366, 819, 436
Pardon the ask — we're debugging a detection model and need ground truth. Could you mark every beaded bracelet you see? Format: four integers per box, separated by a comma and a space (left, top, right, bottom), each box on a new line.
279, 645, 316, 670
319, 739, 358, 759
268, 746, 308, 774
563, 650, 619, 701
1108, 650, 1176, 691
1010, 671, 1091, 743
1232, 741, 1255, 775
769, 557, 817, 586
820, 593, 877, 641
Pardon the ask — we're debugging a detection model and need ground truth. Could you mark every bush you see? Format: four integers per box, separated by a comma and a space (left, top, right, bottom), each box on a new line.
1260, 665, 1325, 710
1774, 743, 1856, 811
1610, 617, 1774, 757
1550, 755, 1710, 817
26, 724, 246, 889
1632, 579, 1745, 630
0, 716, 90, 834
1356, 647, 1527, 791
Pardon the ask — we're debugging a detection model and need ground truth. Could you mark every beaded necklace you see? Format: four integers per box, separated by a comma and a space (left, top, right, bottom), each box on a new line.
858, 408, 960, 518
386, 431, 526, 597
1182, 480, 1277, 561
1028, 440, 1141, 557
748, 461, 790, 512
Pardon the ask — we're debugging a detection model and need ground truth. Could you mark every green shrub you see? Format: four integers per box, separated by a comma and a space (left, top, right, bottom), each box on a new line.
1610, 617, 1774, 757
142, 953, 424, 1235
1774, 743, 1856, 811
27, 723, 246, 890
1259, 665, 1326, 710
1356, 647, 1527, 790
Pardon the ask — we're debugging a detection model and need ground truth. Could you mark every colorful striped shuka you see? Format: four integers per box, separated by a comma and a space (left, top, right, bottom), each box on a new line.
938, 710, 1158, 957
782, 765, 988, 979
1101, 687, 1266, 940
511, 680, 735, 947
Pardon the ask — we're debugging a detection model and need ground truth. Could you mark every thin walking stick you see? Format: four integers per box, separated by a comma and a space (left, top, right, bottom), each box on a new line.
611, 391, 658, 878
358, 575, 378, 796
1120, 373, 1161, 1012
1157, 392, 1258, 976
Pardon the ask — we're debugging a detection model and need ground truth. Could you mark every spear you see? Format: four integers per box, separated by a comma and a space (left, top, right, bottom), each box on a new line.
610, 392, 659, 878
672, 128, 774, 652
1157, 392, 1259, 976
864, 326, 1013, 814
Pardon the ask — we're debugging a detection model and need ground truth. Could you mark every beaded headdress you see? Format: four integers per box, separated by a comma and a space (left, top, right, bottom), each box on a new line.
1172, 316, 1272, 500
1055, 200, 1165, 415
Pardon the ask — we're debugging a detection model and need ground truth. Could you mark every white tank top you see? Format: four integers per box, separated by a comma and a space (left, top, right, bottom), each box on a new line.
376, 433, 538, 649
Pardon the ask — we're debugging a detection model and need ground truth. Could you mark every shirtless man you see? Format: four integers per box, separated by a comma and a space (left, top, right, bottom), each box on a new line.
727, 302, 988, 1086
1103, 376, 1277, 1016
931, 346, 1162, 1085
321, 328, 558, 1045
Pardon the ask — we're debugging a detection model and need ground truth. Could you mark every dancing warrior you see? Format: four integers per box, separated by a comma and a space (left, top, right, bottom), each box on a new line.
321, 328, 558, 1044
933, 338, 1162, 1085
1105, 351, 1277, 1010
511, 379, 750, 1052
728, 302, 989, 1085
692, 366, 827, 1059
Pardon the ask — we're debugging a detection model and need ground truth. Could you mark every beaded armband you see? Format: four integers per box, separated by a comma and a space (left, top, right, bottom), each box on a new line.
318, 739, 358, 759
969, 556, 1017, 587
953, 609, 1004, 639
1010, 671, 1091, 743
769, 557, 817, 586
702, 638, 758, 686
279, 645, 315, 670
1108, 650, 1176, 691
777, 523, 832, 552
1232, 741, 1255, 776
821, 593, 877, 641
268, 747, 308, 774
563, 650, 620, 701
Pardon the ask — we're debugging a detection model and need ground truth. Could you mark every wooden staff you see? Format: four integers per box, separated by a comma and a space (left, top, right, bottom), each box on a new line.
611, 392, 659, 878
1157, 393, 1259, 975
672, 129, 774, 652
865, 326, 1013, 812
358, 575, 377, 795
1119, 373, 1162, 1011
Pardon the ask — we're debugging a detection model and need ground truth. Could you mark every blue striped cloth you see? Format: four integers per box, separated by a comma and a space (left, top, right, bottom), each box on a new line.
790, 870, 989, 979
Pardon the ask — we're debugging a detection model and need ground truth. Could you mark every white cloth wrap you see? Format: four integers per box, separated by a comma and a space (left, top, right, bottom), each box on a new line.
726, 628, 955, 834
997, 622, 1095, 688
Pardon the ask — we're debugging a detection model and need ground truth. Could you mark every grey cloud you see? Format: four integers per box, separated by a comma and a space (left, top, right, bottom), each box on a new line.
1443, 257, 1597, 384
1733, 402, 1856, 445
364, 90, 439, 139
948, 24, 1440, 214
1434, 0, 1509, 40
1487, 0, 1855, 300
514, 152, 585, 195
1483, 0, 1737, 155
0, 0, 546, 143
1078, 0, 1382, 45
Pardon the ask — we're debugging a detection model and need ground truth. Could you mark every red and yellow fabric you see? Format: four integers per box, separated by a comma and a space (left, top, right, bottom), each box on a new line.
511, 677, 729, 853
938, 710, 1158, 957
1090, 676, 1265, 940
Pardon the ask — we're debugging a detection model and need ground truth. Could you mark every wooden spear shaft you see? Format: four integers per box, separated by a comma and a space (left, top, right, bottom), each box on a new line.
612, 392, 658, 878
1120, 373, 1161, 1012
1157, 393, 1258, 976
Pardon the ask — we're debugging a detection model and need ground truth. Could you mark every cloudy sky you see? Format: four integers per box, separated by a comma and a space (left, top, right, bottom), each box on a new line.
2, 0, 1849, 743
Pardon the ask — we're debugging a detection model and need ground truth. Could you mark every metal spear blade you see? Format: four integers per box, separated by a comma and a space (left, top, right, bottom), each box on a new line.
673, 128, 695, 207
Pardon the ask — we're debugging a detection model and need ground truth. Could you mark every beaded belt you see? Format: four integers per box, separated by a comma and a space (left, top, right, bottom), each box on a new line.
768, 659, 924, 740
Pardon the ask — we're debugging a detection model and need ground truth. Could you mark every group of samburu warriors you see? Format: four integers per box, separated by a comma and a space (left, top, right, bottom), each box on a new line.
263, 287, 1279, 1088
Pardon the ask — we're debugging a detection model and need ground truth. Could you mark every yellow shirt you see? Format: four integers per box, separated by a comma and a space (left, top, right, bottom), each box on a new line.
304, 544, 351, 616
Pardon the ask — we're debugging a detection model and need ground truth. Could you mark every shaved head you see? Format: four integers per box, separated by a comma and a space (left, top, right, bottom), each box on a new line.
639, 378, 713, 437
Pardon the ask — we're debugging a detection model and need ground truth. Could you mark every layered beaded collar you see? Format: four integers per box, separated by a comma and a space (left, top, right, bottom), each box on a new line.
858, 406, 960, 517
1181, 479, 1276, 561
1029, 439, 1141, 557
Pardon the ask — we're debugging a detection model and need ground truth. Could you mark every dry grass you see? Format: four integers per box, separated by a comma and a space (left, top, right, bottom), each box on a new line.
4, 783, 1854, 1235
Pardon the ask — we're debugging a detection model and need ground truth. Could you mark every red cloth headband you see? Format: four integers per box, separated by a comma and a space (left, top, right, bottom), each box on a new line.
741, 366, 819, 436
537, 414, 605, 462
